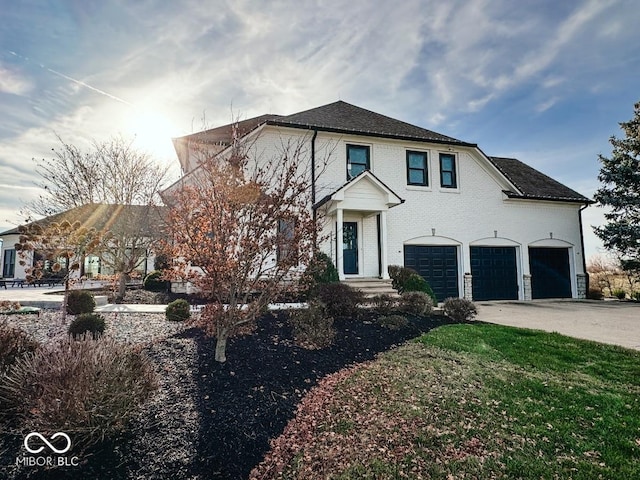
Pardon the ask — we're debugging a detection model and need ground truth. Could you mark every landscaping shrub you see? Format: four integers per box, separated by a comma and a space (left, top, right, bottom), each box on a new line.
288, 301, 335, 349
587, 286, 604, 300
313, 283, 364, 320
166, 299, 190, 322
143, 270, 168, 292
66, 290, 96, 315
612, 288, 626, 300
370, 294, 398, 315
403, 274, 438, 304
0, 337, 156, 453
632, 291, 640, 301
388, 265, 419, 293
443, 297, 478, 322
308, 251, 339, 285
0, 321, 39, 373
376, 314, 409, 330
68, 313, 106, 339
399, 291, 433, 316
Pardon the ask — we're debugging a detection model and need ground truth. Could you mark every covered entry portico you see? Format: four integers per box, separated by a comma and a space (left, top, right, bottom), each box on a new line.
315, 171, 403, 280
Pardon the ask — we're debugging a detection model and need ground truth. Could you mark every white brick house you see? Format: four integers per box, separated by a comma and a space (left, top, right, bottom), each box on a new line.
167, 101, 592, 302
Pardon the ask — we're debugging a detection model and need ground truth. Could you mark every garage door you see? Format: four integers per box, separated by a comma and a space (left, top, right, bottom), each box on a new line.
470, 246, 519, 301
404, 245, 459, 302
529, 247, 572, 299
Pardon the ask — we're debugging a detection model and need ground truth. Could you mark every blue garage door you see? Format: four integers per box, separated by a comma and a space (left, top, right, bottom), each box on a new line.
470, 246, 519, 301
529, 247, 572, 299
404, 245, 459, 302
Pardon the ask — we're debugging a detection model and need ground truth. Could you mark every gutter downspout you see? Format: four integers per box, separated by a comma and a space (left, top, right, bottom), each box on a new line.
311, 129, 318, 249
579, 203, 590, 295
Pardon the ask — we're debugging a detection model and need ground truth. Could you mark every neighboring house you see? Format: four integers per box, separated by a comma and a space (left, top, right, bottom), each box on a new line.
168, 101, 592, 301
0, 203, 164, 281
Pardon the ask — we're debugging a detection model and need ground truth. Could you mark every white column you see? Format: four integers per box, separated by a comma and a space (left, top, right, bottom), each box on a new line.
336, 208, 345, 280
380, 210, 389, 279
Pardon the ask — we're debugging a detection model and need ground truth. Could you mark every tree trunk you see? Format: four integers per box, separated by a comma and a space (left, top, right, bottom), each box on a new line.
215, 330, 228, 363
117, 272, 128, 301
62, 279, 69, 324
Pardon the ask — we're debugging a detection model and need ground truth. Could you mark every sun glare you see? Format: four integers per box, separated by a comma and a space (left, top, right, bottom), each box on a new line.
126, 109, 179, 160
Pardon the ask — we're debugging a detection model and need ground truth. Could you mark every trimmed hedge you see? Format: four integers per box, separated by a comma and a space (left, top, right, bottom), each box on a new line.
313, 283, 364, 320
144, 270, 168, 292
443, 297, 478, 322
66, 290, 96, 315
68, 313, 106, 339
166, 299, 190, 322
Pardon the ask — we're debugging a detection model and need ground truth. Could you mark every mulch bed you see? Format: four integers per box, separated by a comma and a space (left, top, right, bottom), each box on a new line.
2, 311, 453, 479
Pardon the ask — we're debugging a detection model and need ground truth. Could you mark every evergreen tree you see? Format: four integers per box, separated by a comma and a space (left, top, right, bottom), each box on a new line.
594, 101, 640, 275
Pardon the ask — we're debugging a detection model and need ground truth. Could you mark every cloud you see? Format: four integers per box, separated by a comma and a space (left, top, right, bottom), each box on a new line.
0, 64, 33, 95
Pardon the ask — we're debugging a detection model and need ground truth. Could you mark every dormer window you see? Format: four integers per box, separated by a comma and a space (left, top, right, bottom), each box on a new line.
347, 144, 370, 179
439, 153, 457, 188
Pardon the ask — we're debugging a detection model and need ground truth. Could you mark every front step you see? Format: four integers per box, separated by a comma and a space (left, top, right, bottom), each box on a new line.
342, 278, 398, 298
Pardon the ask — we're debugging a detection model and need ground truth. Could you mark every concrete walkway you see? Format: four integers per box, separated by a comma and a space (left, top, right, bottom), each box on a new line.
476, 300, 640, 351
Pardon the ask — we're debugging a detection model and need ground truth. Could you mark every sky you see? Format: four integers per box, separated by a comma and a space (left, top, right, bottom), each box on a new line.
0, 0, 639, 259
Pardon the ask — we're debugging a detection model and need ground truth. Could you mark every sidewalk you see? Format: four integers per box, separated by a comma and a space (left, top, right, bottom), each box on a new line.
0, 285, 308, 313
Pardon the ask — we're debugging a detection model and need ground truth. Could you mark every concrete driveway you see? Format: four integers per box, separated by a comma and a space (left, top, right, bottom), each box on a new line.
476, 300, 640, 351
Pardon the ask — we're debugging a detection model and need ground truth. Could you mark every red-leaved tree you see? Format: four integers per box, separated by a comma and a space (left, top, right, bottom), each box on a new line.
163, 132, 323, 362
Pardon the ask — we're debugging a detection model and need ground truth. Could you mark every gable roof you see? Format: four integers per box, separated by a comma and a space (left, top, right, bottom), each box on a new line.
0, 204, 167, 237
268, 101, 473, 146
314, 170, 405, 210
173, 101, 473, 150
174, 114, 281, 148
488, 157, 592, 204
169, 101, 590, 205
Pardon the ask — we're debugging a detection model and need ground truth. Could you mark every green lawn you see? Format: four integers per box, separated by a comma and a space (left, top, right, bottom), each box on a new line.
254, 323, 640, 479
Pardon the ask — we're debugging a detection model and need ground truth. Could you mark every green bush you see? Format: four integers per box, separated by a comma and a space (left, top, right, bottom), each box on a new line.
313, 283, 364, 320
66, 290, 96, 315
632, 291, 640, 301
443, 297, 478, 322
288, 301, 335, 349
0, 321, 39, 374
68, 313, 106, 339
376, 314, 409, 330
403, 274, 438, 304
144, 270, 168, 292
0, 337, 156, 453
388, 265, 419, 293
370, 294, 398, 315
399, 291, 434, 316
308, 252, 339, 284
166, 299, 190, 322
613, 288, 626, 300
300, 252, 339, 297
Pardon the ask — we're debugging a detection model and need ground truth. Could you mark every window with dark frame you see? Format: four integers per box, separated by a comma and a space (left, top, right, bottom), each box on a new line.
346, 144, 370, 179
2, 249, 16, 278
406, 151, 428, 186
439, 153, 457, 188
276, 218, 297, 264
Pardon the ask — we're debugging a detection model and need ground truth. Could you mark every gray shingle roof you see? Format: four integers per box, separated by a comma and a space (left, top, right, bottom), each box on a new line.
173, 114, 281, 148
269, 101, 473, 145
173, 101, 472, 147
0, 204, 167, 237
170, 102, 590, 205
488, 156, 592, 203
